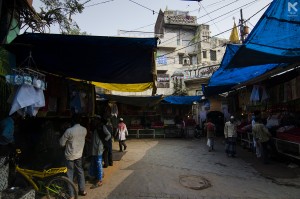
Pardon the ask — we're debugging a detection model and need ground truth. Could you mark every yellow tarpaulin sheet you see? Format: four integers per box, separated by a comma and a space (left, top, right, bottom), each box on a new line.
92, 82, 153, 92
69, 78, 153, 92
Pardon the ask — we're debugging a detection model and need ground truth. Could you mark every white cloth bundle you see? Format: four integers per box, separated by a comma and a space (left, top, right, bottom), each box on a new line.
9, 84, 45, 116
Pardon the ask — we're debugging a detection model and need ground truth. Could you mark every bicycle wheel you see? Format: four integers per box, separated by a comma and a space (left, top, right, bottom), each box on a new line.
46, 176, 78, 199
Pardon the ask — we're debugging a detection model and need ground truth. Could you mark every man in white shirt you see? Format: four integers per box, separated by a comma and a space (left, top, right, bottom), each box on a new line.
224, 116, 237, 157
60, 114, 87, 197
116, 118, 128, 152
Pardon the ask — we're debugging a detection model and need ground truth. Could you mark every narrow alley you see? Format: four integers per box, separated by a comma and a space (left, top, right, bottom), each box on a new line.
85, 138, 300, 199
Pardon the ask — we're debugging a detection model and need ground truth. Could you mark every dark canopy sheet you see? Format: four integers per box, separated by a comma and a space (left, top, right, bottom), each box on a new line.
226, 0, 300, 69
7, 33, 157, 84
101, 94, 163, 107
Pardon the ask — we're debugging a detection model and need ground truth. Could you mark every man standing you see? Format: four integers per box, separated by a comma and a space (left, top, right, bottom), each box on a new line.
116, 118, 128, 152
224, 116, 237, 157
59, 114, 87, 197
204, 118, 216, 152
0, 113, 20, 156
89, 116, 106, 189
252, 117, 272, 164
103, 118, 113, 167
98, 118, 112, 168
0, 113, 21, 191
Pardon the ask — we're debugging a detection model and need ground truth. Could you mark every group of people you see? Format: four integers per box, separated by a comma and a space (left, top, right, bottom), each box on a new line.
59, 115, 129, 198
1, 110, 276, 197
0, 113, 129, 198
204, 114, 273, 164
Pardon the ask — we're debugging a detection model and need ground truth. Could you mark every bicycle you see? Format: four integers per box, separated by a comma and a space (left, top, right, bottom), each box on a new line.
8, 149, 78, 199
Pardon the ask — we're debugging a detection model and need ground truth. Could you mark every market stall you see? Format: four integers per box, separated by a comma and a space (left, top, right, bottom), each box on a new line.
1, 32, 158, 169
227, 68, 300, 160
161, 96, 200, 138
98, 94, 164, 138
4, 70, 96, 168
205, 0, 300, 160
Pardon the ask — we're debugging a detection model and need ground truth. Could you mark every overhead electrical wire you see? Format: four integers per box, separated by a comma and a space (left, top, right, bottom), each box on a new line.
85, 0, 115, 8
180, 0, 234, 16
199, 2, 222, 38
84, 0, 258, 40
129, 0, 237, 32
196, 0, 244, 21
82, 0, 269, 56
160, 0, 259, 46
203, 0, 256, 24
214, 2, 255, 24
160, 0, 257, 45
158, 2, 271, 60
128, 0, 159, 15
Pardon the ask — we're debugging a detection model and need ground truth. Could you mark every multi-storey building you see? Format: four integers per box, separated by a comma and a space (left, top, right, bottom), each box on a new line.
113, 8, 227, 98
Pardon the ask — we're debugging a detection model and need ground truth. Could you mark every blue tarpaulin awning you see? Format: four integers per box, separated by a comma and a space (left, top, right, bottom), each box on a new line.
162, 96, 202, 105
225, 0, 300, 69
205, 44, 287, 95
204, 0, 299, 95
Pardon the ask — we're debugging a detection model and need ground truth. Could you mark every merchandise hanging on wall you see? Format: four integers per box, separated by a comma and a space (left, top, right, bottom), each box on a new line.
5, 52, 47, 116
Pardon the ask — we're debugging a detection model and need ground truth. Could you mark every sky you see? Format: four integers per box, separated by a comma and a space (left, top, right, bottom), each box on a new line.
32, 0, 273, 39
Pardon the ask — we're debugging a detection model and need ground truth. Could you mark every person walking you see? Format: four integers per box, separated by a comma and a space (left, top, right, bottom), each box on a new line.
252, 116, 272, 164
204, 118, 216, 152
59, 114, 87, 197
180, 118, 186, 138
99, 118, 112, 168
89, 116, 108, 189
251, 114, 261, 158
0, 113, 20, 156
224, 116, 237, 157
116, 118, 128, 152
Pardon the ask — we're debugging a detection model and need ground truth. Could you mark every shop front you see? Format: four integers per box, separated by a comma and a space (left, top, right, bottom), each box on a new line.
231, 66, 300, 160
0, 33, 158, 195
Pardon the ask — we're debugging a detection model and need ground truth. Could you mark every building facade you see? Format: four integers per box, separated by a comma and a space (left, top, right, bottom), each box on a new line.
113, 8, 227, 97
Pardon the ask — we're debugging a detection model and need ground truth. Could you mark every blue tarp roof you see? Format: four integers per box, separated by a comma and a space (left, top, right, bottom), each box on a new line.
205, 44, 286, 95
7, 33, 157, 84
208, 44, 286, 87
225, 0, 300, 69
205, 0, 298, 95
162, 96, 201, 105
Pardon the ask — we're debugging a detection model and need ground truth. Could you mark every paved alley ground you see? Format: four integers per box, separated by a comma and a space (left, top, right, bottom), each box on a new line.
84, 138, 300, 199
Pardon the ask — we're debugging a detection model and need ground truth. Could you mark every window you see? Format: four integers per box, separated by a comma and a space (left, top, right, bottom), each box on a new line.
179, 54, 183, 64
210, 50, 217, 61
156, 55, 167, 65
157, 74, 170, 88
202, 51, 207, 59
189, 55, 197, 65
158, 83, 165, 88
183, 59, 189, 66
